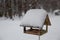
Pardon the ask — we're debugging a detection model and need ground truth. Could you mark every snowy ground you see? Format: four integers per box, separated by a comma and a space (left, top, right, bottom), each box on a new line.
0, 13, 60, 40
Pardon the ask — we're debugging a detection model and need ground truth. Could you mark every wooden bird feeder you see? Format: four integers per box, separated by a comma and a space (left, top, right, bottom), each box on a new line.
20, 9, 51, 36
23, 15, 51, 35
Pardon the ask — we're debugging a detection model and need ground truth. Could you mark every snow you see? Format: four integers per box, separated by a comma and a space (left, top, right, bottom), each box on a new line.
53, 9, 60, 15
53, 9, 60, 13
20, 9, 47, 28
0, 13, 60, 40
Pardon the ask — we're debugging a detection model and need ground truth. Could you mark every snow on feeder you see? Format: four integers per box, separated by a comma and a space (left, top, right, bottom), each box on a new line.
20, 9, 51, 36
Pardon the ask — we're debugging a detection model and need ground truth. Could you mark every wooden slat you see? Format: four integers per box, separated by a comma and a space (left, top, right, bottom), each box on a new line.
24, 29, 47, 35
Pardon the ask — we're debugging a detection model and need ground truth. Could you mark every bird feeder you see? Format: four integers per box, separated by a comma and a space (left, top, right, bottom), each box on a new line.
20, 9, 51, 36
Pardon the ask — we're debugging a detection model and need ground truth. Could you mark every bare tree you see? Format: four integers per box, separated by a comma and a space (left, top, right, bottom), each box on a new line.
15, 0, 18, 15
18, 0, 22, 17
11, 0, 15, 17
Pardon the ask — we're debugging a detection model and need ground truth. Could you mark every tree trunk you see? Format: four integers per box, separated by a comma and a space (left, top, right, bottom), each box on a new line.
3, 0, 6, 16
11, 0, 15, 16
16, 0, 18, 15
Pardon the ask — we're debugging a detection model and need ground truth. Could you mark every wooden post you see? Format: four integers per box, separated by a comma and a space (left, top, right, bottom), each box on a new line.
30, 27, 32, 31
24, 27, 26, 33
46, 25, 48, 32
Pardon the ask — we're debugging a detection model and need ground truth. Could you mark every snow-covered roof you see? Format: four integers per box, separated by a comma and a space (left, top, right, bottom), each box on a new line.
20, 9, 47, 28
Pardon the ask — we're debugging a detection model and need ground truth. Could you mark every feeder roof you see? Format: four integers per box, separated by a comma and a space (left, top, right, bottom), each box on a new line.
20, 9, 48, 28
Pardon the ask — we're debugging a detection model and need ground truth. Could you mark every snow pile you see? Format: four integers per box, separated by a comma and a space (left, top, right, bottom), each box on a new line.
20, 9, 47, 28
53, 9, 60, 15
53, 9, 60, 13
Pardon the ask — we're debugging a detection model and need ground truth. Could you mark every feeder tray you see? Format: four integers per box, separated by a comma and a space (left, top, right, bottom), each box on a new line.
24, 29, 47, 36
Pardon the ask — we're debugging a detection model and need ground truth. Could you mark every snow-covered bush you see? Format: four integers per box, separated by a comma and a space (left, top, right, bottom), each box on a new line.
53, 9, 60, 15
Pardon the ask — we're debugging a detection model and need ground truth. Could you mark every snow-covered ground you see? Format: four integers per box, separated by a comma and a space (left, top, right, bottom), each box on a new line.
0, 13, 60, 40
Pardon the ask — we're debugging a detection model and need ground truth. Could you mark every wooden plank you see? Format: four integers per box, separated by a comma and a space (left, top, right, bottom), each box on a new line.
46, 25, 48, 32
24, 29, 47, 36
